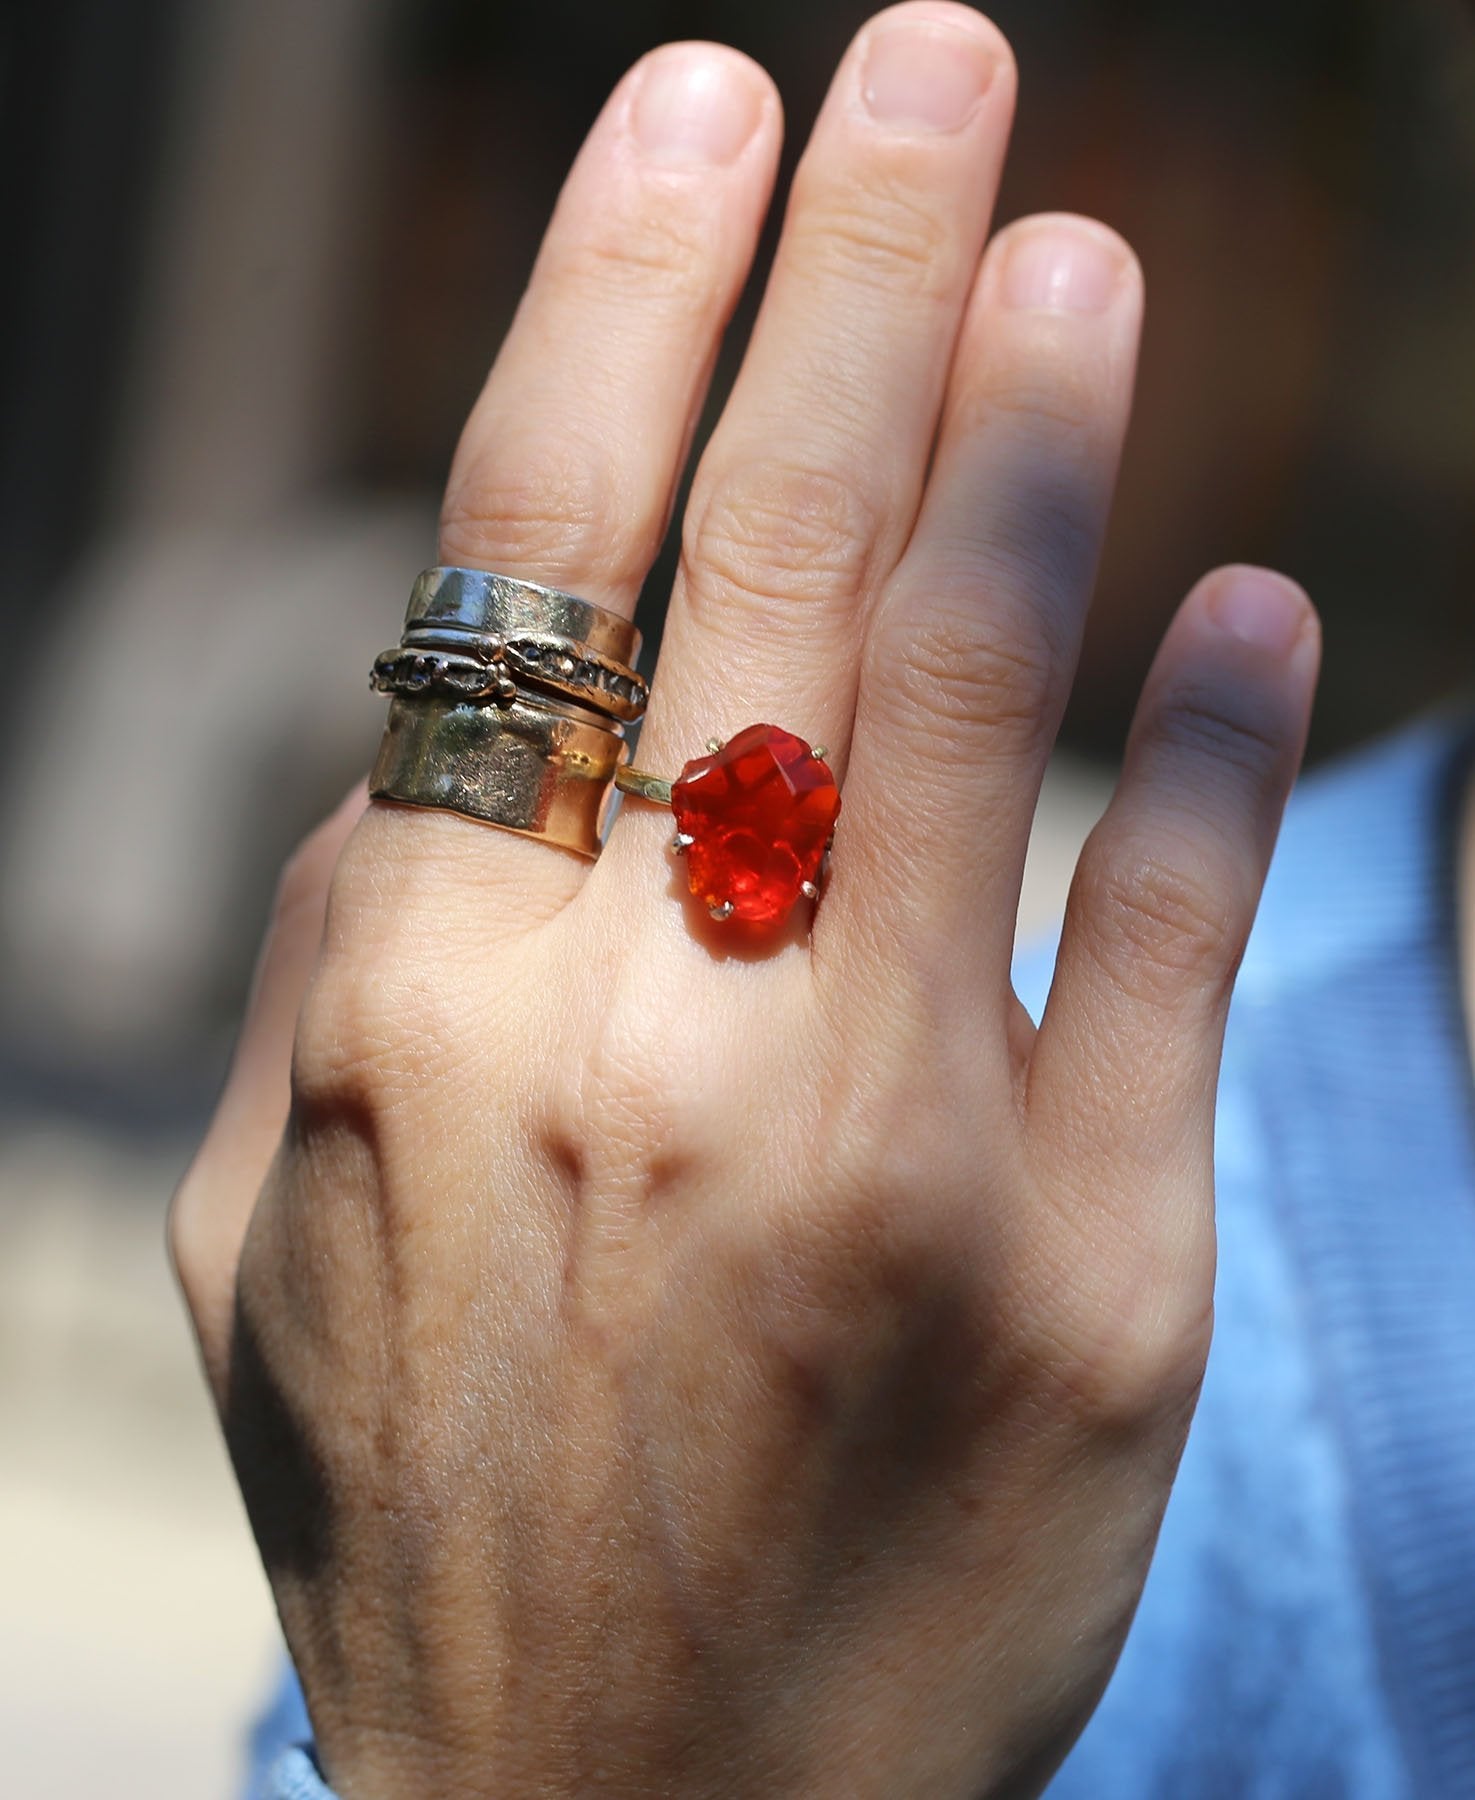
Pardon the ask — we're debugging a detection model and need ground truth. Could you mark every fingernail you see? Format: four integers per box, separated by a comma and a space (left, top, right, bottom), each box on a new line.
1204, 568, 1308, 656
632, 47, 763, 166
1001, 223, 1123, 314
861, 23, 997, 132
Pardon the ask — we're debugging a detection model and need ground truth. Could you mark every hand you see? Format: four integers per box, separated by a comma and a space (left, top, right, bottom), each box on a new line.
172, 7, 1319, 1796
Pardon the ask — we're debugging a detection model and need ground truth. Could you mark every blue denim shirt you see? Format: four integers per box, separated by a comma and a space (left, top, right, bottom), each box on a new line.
247, 714, 1475, 1800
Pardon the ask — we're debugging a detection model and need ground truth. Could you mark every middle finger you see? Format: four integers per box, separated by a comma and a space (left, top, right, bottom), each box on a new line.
626, 2, 1017, 795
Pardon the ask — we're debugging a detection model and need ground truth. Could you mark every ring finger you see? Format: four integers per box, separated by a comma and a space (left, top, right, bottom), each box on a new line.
832, 211, 1143, 988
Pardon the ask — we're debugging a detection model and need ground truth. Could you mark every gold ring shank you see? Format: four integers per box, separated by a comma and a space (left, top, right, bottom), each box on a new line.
612, 765, 673, 808
371, 693, 627, 857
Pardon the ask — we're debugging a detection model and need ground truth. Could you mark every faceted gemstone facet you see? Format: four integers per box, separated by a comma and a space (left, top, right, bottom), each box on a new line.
670, 724, 841, 925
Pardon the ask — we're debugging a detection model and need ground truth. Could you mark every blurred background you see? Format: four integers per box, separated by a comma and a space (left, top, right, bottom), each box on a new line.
1, 0, 1472, 1792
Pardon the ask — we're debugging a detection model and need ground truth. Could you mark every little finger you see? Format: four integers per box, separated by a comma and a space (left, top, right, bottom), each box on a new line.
1029, 565, 1319, 1225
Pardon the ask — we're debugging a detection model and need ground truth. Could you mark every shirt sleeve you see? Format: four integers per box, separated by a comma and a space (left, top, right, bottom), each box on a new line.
243, 1660, 327, 1800
262, 1746, 337, 1800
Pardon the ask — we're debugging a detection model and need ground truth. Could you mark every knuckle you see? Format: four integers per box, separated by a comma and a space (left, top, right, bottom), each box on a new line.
548, 202, 718, 303
867, 598, 1057, 755
970, 480, 1100, 615
809, 1127, 916, 1260
289, 948, 456, 1127
973, 334, 1103, 437
791, 172, 957, 304
1029, 1280, 1213, 1436
1074, 828, 1244, 1007
1145, 677, 1289, 788
440, 436, 641, 589
289, 965, 394, 1124
683, 459, 878, 617
800, 1056, 988, 1277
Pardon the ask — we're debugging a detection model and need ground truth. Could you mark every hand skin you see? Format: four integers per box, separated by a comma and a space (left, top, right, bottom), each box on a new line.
171, 7, 1320, 1797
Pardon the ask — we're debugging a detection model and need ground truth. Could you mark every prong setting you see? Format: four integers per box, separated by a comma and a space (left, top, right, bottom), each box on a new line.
709, 901, 736, 922
800, 880, 819, 902
705, 737, 725, 754
810, 745, 828, 761
671, 832, 694, 855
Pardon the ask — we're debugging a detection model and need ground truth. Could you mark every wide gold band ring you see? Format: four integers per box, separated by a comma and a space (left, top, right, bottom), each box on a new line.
368, 568, 641, 858
371, 692, 628, 856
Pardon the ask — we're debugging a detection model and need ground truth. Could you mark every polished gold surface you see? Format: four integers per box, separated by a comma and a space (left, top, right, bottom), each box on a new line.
371, 692, 628, 857
612, 764, 674, 807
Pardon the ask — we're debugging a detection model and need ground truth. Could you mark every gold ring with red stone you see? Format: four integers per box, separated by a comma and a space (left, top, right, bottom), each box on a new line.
614, 724, 841, 927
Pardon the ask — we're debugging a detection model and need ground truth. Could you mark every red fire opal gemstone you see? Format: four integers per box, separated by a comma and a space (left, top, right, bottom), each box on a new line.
670, 724, 841, 926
